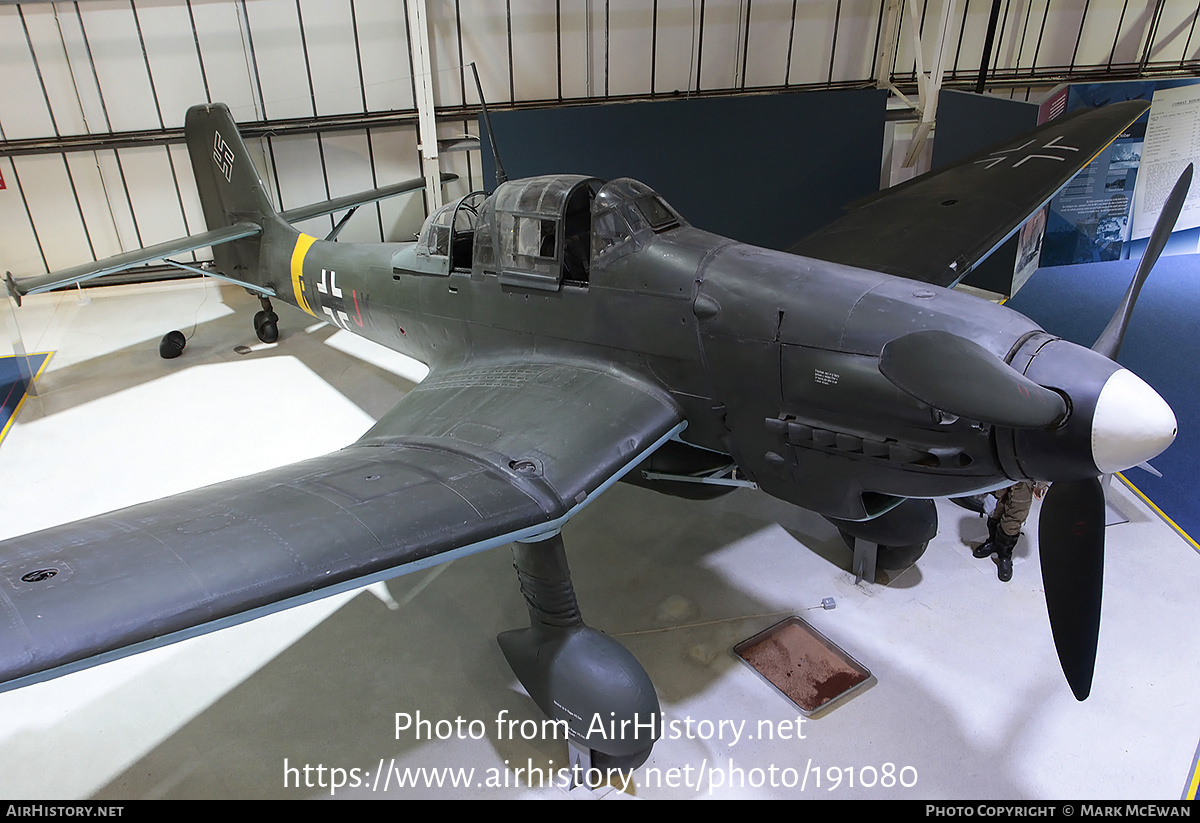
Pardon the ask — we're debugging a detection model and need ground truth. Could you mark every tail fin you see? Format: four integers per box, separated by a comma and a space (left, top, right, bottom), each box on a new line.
9, 103, 438, 305
185, 103, 279, 280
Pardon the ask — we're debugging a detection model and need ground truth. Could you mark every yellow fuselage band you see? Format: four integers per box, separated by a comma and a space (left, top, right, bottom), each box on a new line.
290, 234, 317, 316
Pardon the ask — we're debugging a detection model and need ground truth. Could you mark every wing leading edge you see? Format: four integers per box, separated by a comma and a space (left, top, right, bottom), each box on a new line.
0, 358, 683, 692
789, 100, 1149, 287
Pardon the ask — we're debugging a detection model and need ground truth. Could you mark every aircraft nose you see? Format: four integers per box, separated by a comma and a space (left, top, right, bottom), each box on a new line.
1090, 368, 1177, 474
1014, 339, 1175, 483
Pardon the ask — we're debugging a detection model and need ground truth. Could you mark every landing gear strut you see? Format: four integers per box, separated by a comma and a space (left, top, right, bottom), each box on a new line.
838, 532, 931, 583
498, 533, 659, 777
253, 296, 279, 344
826, 498, 937, 582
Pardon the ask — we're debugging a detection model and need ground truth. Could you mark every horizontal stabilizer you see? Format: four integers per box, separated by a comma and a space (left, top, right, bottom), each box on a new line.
7, 222, 262, 305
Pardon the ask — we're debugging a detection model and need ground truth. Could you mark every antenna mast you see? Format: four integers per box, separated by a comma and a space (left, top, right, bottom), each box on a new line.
471, 63, 508, 187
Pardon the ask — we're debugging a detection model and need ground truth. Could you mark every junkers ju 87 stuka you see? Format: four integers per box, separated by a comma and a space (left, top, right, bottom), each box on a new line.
1, 98, 1183, 768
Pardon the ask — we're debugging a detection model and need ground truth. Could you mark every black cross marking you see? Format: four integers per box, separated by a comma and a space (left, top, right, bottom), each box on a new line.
974, 135, 1080, 170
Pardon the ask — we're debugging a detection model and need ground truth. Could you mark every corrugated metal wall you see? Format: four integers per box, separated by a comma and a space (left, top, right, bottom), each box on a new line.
0, 0, 1197, 282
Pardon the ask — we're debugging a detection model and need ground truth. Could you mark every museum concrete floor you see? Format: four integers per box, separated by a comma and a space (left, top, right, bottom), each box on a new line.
1, 280, 1198, 800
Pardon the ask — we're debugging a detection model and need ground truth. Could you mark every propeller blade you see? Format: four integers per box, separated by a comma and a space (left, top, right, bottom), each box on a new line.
1093, 163, 1193, 360
880, 330, 1068, 428
1135, 461, 1163, 478
1038, 477, 1106, 700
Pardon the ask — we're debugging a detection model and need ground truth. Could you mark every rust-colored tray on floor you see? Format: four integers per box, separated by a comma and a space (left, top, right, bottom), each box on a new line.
734, 616, 872, 716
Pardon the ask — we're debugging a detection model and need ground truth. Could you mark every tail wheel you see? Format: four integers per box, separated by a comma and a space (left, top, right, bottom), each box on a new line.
253, 309, 279, 344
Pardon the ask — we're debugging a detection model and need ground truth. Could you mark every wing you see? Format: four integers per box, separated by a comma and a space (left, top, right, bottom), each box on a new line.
788, 100, 1149, 287
0, 358, 683, 691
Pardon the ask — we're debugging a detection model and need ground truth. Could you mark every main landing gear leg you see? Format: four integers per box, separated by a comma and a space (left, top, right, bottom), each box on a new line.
498, 532, 660, 781
838, 530, 931, 583
253, 296, 279, 344
851, 537, 878, 585
828, 498, 937, 583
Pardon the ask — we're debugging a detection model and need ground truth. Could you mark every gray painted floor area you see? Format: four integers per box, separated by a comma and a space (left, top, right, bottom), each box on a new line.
1, 281, 1198, 800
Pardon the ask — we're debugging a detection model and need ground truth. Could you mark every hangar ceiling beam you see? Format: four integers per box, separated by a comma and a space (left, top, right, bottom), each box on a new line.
875, 0, 903, 92
902, 0, 958, 168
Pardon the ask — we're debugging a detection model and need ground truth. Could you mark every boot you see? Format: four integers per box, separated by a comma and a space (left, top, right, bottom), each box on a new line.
992, 529, 1018, 582
973, 517, 1000, 558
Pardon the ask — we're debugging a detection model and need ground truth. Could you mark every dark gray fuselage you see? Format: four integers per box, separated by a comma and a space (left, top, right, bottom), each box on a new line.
274, 198, 1047, 524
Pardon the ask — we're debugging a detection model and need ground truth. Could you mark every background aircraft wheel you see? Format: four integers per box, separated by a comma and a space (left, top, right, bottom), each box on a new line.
158, 330, 186, 359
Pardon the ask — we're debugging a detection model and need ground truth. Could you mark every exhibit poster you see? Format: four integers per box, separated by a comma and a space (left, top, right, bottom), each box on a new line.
1130, 82, 1200, 242
1039, 82, 1152, 267
1040, 79, 1200, 267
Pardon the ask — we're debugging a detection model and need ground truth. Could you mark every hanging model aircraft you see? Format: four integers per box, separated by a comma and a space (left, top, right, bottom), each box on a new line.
0, 97, 1187, 771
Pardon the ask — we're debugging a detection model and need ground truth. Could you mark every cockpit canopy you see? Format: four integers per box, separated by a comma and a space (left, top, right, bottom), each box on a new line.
591, 177, 684, 265
475, 175, 601, 290
410, 191, 487, 273
398, 174, 686, 289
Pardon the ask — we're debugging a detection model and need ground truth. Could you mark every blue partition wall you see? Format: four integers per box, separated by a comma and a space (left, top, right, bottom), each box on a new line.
0, 353, 49, 446
482, 88, 888, 252
933, 90, 1040, 295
